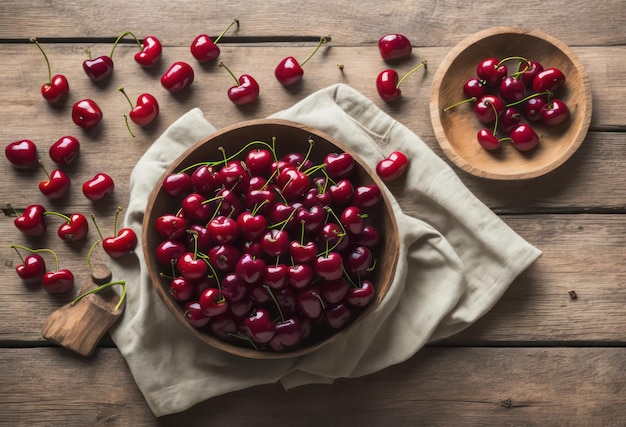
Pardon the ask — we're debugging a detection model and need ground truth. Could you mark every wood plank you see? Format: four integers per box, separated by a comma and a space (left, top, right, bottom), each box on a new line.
1, 347, 625, 425
1, 0, 626, 47
1, 214, 624, 343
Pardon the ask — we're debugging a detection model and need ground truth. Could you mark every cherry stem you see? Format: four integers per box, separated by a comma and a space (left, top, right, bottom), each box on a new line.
497, 56, 531, 69
86, 240, 101, 270
219, 61, 240, 86
43, 210, 71, 223
5, 203, 20, 217
110, 30, 141, 58
118, 87, 133, 108
10, 244, 59, 271
38, 161, 50, 180
113, 206, 123, 235
488, 101, 500, 136
342, 266, 358, 288
298, 138, 315, 171
251, 199, 269, 216
187, 230, 199, 260
71, 280, 127, 312
300, 220, 306, 245
366, 258, 378, 272
90, 213, 105, 241
443, 96, 477, 112
214, 18, 239, 45
30, 37, 52, 84
11, 245, 25, 263
123, 114, 136, 138
263, 284, 284, 322
312, 291, 326, 311
300, 36, 327, 67
396, 60, 427, 89
199, 254, 222, 292
505, 90, 552, 108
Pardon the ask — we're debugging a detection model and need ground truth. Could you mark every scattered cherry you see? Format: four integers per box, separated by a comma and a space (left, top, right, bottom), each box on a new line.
161, 61, 195, 92
376, 60, 427, 102
82, 172, 115, 201
376, 151, 409, 181
49, 136, 80, 166
219, 61, 260, 106
5, 139, 38, 169
91, 207, 137, 258
119, 87, 159, 127
72, 99, 103, 129
30, 37, 69, 103
378, 34, 412, 61
191, 18, 239, 63
275, 37, 327, 87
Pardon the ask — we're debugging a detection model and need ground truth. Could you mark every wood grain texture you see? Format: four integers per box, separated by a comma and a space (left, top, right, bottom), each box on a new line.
0, 347, 624, 426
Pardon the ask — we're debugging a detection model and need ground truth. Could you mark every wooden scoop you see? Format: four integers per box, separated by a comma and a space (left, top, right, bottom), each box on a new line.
42, 264, 125, 357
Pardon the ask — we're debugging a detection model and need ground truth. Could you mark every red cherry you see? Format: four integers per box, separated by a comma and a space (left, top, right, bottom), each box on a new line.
264, 264, 290, 290
103, 228, 137, 258
352, 185, 382, 208
473, 95, 504, 123
208, 216, 240, 244
523, 97, 548, 122
190, 19, 239, 63
169, 277, 195, 302
220, 62, 260, 106
325, 303, 352, 329
376, 151, 409, 181
541, 99, 570, 126
42, 269, 74, 294
72, 99, 103, 129
119, 87, 159, 126
199, 287, 228, 317
53, 212, 89, 242
341, 206, 366, 234
207, 244, 241, 272
324, 152, 355, 179
288, 264, 314, 289
49, 136, 80, 166
289, 240, 318, 265
134, 35, 162, 67
500, 107, 522, 134
241, 308, 276, 343
221, 273, 248, 302
13, 204, 47, 236
269, 317, 305, 352
83, 55, 114, 82
261, 228, 290, 257
235, 253, 266, 284
154, 214, 188, 240
245, 148, 273, 177
346, 245, 373, 273
190, 165, 222, 195
476, 57, 507, 86
181, 193, 212, 222
155, 240, 186, 266
275, 37, 326, 87
237, 211, 267, 241
499, 76, 526, 102
30, 38, 70, 103
313, 251, 343, 281
463, 77, 486, 98
11, 245, 46, 284
162, 172, 193, 197
39, 167, 71, 199
509, 123, 540, 152
376, 60, 427, 102
378, 34, 412, 61
345, 280, 375, 307
296, 287, 325, 319
532, 67, 566, 93
520, 60, 544, 87
161, 62, 195, 92
477, 129, 501, 151
320, 278, 349, 304
5, 140, 38, 169
276, 167, 311, 201
82, 172, 114, 201
183, 301, 211, 328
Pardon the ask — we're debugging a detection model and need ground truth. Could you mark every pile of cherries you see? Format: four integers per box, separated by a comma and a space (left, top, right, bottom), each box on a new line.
446, 56, 569, 151
153, 139, 385, 352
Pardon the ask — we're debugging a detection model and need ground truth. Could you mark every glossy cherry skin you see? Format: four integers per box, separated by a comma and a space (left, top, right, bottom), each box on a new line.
15, 254, 46, 284
42, 269, 74, 294
162, 172, 193, 197
328, 179, 354, 206
524, 97, 547, 122
476, 57, 507, 86
155, 240, 186, 265
83, 55, 114, 82
269, 317, 305, 352
341, 206, 366, 235
208, 216, 240, 244
296, 205, 325, 234
352, 185, 382, 208
541, 99, 570, 126
320, 277, 349, 305
296, 287, 325, 319
324, 152, 355, 179
199, 287, 228, 317
289, 240, 318, 265
325, 303, 351, 329
510, 124, 540, 152
190, 165, 222, 195
499, 77, 526, 102
376, 69, 401, 102
221, 273, 248, 302
237, 211, 267, 241
42, 74, 70, 103
135, 36, 162, 67
49, 136, 80, 166
275, 56, 304, 87
264, 264, 290, 290
169, 277, 195, 302
473, 95, 504, 123
313, 251, 343, 281
277, 167, 311, 201
190, 34, 221, 62
103, 228, 138, 258
207, 244, 241, 272
5, 140, 38, 169
376, 151, 409, 181
161, 62, 195, 92
57, 213, 89, 242
14, 204, 47, 236
500, 107, 522, 134
227, 74, 260, 106
39, 169, 71, 199
520, 60, 544, 87
245, 148, 273, 177
477, 129, 501, 151
354, 225, 380, 247
72, 99, 103, 129
154, 214, 188, 240
463, 77, 486, 98
261, 229, 290, 256
82, 172, 114, 201
129, 93, 159, 126
346, 245, 373, 273
378, 34, 412, 61
235, 253, 266, 284
241, 308, 276, 343
532, 67, 566, 93
345, 280, 375, 307
288, 264, 314, 289
183, 301, 211, 328
181, 193, 212, 222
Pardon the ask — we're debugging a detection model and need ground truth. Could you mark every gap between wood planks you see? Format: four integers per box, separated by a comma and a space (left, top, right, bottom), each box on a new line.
0, 36, 331, 44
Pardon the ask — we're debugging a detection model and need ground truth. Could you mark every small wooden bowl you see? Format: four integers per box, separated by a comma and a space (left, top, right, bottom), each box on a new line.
430, 27, 592, 180
142, 118, 400, 359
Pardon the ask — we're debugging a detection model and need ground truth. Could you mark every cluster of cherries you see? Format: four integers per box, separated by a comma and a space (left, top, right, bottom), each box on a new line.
152, 139, 392, 352
376, 33, 428, 102
5, 138, 137, 294
445, 56, 569, 151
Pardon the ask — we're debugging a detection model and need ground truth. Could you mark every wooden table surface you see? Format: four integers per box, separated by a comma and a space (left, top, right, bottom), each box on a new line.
1, 1, 625, 425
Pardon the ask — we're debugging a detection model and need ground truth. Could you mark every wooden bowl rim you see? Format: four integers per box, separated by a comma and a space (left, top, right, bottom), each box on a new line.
141, 118, 401, 359
429, 26, 593, 180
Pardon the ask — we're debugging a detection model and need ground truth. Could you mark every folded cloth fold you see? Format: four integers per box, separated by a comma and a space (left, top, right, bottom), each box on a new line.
108, 83, 541, 417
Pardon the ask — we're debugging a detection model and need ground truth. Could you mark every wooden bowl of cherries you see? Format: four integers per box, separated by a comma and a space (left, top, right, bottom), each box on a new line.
142, 118, 400, 359
430, 26, 592, 180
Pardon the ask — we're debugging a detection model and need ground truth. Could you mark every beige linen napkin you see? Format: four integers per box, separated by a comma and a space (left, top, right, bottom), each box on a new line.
108, 83, 541, 417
